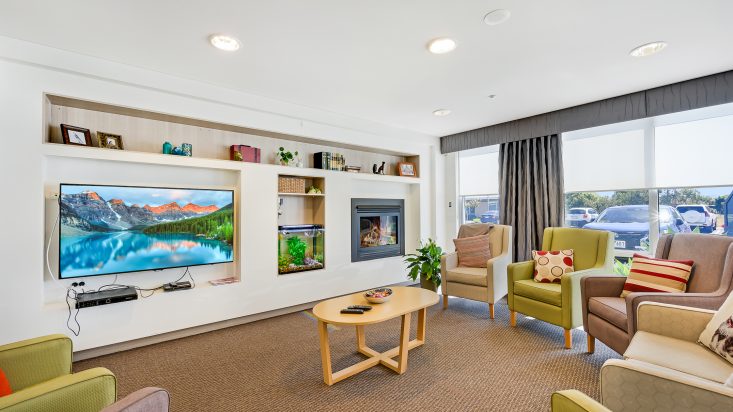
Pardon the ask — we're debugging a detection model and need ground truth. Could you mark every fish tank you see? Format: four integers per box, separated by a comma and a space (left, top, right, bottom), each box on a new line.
278, 224, 325, 274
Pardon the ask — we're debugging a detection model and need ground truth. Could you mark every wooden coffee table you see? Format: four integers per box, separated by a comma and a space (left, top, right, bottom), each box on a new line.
312, 286, 439, 385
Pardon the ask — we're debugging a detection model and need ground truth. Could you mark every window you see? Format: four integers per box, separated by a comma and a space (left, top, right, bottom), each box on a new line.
563, 104, 733, 257
458, 145, 500, 224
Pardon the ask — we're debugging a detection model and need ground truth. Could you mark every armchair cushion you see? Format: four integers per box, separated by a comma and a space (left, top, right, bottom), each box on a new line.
588, 297, 627, 331
445, 266, 487, 287
532, 250, 574, 283
453, 234, 492, 268
514, 280, 562, 307
699, 291, 733, 364
621, 254, 693, 297
625, 331, 733, 384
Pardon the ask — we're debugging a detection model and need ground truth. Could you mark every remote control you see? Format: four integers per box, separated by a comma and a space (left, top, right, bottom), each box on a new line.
348, 305, 372, 311
340, 308, 364, 314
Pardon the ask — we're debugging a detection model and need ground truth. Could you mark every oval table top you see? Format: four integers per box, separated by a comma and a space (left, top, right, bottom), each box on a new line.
312, 286, 439, 326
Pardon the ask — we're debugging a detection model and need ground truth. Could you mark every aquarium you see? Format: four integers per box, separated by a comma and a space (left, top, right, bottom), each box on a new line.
278, 224, 325, 274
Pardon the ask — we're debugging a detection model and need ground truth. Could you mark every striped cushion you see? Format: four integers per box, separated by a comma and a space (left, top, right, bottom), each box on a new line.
453, 234, 492, 268
621, 254, 694, 297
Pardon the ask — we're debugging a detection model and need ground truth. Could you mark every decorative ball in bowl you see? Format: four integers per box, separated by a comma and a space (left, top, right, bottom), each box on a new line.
364, 288, 393, 304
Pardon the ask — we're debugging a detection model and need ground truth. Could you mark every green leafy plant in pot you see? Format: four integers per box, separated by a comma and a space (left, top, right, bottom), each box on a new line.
404, 238, 443, 292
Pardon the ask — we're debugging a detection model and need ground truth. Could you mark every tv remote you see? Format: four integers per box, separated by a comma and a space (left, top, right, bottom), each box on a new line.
348, 305, 372, 311
340, 308, 364, 314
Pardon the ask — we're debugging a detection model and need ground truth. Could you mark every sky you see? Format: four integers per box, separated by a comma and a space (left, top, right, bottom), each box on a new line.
61, 184, 233, 207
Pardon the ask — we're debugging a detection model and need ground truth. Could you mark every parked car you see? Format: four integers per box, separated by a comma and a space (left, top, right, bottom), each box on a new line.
480, 211, 499, 224
566, 207, 599, 227
584, 205, 691, 251
676, 205, 717, 233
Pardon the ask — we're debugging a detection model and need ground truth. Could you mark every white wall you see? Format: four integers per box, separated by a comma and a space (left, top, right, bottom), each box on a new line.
0, 36, 442, 351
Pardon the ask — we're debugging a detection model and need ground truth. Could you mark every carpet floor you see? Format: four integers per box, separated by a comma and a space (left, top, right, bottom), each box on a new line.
75, 296, 619, 411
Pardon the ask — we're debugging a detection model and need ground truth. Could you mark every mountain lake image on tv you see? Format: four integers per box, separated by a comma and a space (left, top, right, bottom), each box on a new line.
59, 184, 234, 279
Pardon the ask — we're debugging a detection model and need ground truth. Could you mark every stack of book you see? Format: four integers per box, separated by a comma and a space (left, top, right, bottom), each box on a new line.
314, 152, 346, 171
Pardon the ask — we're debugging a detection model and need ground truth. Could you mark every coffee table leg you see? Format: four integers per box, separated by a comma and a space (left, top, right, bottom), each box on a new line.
318, 320, 334, 385
356, 325, 366, 352
417, 308, 427, 342
397, 312, 412, 374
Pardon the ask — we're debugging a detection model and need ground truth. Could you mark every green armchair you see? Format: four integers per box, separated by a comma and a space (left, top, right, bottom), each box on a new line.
508, 227, 614, 348
0, 334, 116, 412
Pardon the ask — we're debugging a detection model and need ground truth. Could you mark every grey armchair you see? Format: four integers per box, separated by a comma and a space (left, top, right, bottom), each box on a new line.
102, 387, 170, 412
441, 224, 512, 319
581, 233, 733, 354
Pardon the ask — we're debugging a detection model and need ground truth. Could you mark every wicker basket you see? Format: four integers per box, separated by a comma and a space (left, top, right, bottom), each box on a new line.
278, 176, 306, 193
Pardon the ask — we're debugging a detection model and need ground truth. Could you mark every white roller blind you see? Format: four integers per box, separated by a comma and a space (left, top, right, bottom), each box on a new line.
459, 148, 499, 195
563, 130, 646, 192
655, 115, 733, 187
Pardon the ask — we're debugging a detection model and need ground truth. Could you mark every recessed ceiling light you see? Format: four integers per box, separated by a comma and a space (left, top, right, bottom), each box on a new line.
483, 9, 511, 25
433, 109, 452, 117
487, 94, 497, 99
427, 38, 457, 54
209, 34, 240, 51
629, 41, 667, 57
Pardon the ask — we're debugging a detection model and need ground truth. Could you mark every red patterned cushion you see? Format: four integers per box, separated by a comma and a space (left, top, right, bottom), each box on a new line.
453, 234, 492, 268
621, 254, 693, 297
532, 250, 574, 283
0, 368, 11, 397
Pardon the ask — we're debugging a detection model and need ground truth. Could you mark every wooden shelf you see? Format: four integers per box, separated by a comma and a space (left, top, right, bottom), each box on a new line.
278, 192, 325, 197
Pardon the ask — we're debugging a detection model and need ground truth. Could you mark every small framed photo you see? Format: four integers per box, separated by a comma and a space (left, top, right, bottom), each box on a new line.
60, 124, 92, 146
97, 132, 124, 150
397, 162, 417, 177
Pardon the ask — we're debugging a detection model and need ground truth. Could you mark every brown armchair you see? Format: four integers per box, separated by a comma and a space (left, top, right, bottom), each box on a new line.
581, 233, 733, 354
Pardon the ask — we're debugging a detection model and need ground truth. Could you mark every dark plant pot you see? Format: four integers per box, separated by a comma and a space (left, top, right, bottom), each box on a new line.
420, 276, 438, 292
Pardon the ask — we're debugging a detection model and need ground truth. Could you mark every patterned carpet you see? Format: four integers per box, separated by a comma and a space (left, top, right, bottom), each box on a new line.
75, 296, 619, 411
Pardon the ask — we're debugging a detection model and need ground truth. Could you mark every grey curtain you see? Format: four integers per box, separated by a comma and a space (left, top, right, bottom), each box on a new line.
499, 134, 564, 261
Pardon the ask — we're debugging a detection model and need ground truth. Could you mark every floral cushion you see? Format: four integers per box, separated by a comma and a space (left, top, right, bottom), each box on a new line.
700, 292, 733, 365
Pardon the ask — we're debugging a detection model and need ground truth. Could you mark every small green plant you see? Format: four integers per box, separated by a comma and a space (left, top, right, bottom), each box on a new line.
404, 238, 443, 287
286, 235, 307, 265
614, 258, 632, 276
278, 254, 292, 270
314, 253, 324, 263
276, 147, 298, 165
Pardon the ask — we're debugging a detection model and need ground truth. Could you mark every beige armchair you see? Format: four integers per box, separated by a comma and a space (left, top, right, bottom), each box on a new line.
599, 302, 733, 411
441, 224, 512, 319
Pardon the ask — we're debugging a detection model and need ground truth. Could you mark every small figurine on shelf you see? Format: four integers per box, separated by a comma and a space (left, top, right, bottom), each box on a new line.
372, 161, 386, 175
233, 151, 243, 161
162, 141, 172, 154
172, 146, 183, 156
307, 186, 322, 194
276, 147, 298, 166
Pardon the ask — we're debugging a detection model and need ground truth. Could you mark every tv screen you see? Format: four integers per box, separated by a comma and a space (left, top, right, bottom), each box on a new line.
58, 184, 235, 279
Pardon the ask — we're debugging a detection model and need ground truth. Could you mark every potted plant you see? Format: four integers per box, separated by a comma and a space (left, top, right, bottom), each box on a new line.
276, 147, 299, 166
404, 238, 443, 292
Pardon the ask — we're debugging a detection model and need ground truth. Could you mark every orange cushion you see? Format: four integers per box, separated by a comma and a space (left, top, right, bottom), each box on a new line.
453, 234, 492, 268
532, 250, 574, 283
0, 368, 11, 397
621, 254, 693, 297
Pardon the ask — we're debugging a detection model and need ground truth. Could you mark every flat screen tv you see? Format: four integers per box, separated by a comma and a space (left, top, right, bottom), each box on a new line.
58, 184, 235, 279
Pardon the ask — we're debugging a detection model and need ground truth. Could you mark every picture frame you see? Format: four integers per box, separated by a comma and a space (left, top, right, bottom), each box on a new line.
60, 124, 92, 146
97, 132, 124, 150
397, 162, 417, 177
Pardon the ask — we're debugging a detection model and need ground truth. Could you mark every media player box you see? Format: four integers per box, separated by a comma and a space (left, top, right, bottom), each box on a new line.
75, 286, 138, 309
230, 145, 261, 163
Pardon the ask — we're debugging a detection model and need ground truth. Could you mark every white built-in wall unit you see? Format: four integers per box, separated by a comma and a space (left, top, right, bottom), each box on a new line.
0, 36, 443, 356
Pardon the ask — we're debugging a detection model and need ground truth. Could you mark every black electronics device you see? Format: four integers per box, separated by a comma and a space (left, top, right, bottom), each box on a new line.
75, 287, 138, 309
163, 281, 192, 292
348, 305, 372, 311
340, 308, 364, 314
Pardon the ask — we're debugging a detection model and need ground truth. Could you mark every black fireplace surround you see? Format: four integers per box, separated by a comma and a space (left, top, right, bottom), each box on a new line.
351, 198, 405, 262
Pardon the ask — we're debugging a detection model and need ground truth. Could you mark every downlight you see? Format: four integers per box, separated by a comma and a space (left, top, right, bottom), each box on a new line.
433, 109, 452, 117
209, 34, 241, 51
629, 41, 667, 57
427, 38, 457, 54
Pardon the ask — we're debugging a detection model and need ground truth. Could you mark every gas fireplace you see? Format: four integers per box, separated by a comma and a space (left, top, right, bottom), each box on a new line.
351, 198, 405, 262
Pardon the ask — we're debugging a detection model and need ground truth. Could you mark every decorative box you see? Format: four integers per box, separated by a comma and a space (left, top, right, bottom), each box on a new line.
278, 176, 306, 193
230, 145, 261, 163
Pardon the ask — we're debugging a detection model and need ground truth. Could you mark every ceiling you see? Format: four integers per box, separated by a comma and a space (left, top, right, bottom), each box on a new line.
1, 1, 732, 137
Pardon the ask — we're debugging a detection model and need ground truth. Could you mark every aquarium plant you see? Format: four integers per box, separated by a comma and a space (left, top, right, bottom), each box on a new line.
404, 238, 443, 291
286, 235, 307, 265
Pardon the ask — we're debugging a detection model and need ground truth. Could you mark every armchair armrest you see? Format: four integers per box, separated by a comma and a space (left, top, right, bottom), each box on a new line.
636, 302, 715, 342
0, 368, 116, 412
562, 268, 614, 328
440, 252, 458, 295
626, 292, 726, 334
551, 390, 610, 412
507, 261, 534, 309
102, 387, 170, 412
580, 275, 627, 331
0, 334, 72, 391
486, 251, 512, 303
